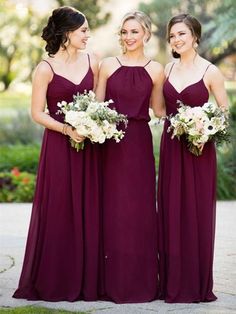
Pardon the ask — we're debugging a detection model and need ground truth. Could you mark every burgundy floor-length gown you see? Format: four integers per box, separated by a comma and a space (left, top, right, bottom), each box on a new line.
100, 58, 158, 303
13, 55, 101, 302
157, 63, 217, 303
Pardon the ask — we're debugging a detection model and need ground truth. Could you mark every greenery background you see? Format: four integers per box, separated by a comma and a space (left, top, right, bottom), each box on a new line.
0, 0, 235, 202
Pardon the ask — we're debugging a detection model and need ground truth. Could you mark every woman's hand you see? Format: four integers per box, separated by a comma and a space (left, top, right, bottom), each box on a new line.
67, 126, 85, 143
197, 143, 205, 154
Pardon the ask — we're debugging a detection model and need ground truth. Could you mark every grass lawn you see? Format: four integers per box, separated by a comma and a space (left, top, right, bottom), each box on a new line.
0, 306, 86, 314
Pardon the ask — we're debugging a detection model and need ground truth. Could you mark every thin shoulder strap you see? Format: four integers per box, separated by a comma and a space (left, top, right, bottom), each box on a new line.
144, 59, 152, 67
202, 63, 212, 78
42, 60, 54, 73
116, 57, 122, 66
167, 62, 175, 78
87, 53, 91, 67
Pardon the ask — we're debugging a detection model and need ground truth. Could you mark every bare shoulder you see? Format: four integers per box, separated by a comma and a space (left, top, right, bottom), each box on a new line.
205, 63, 225, 84
33, 60, 53, 80
149, 60, 164, 73
198, 56, 223, 78
164, 61, 175, 76
100, 56, 118, 68
87, 52, 99, 66
99, 57, 120, 77
208, 64, 223, 76
146, 60, 165, 84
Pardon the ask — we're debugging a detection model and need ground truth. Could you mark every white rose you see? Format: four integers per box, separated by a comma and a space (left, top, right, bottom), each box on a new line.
90, 128, 106, 143
86, 102, 98, 114
75, 125, 90, 137
65, 111, 81, 126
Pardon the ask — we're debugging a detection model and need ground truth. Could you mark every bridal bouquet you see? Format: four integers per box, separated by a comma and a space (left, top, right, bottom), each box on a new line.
57, 90, 128, 151
167, 101, 229, 156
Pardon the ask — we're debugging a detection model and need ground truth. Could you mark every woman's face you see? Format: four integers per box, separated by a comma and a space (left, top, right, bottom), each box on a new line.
68, 19, 90, 50
169, 22, 195, 55
120, 18, 146, 52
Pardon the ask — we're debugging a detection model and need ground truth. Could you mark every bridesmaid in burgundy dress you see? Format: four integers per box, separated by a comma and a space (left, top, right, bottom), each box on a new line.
13, 7, 101, 301
157, 14, 228, 303
96, 11, 165, 303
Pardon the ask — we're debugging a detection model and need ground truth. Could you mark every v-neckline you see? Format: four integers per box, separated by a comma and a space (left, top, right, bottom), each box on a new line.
53, 68, 91, 86
167, 78, 208, 94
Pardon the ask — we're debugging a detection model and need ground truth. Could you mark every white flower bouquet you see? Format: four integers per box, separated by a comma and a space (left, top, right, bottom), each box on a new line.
57, 90, 128, 151
167, 101, 229, 156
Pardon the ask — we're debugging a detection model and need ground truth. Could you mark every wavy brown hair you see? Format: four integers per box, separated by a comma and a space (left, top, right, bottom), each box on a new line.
167, 13, 201, 58
41, 6, 85, 56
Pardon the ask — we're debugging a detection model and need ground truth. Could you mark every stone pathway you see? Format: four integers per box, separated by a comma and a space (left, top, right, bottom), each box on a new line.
0, 201, 236, 313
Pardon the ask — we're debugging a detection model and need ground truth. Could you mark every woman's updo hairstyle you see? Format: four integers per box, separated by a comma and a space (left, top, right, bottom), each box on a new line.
42, 6, 85, 56
118, 11, 152, 54
167, 13, 201, 58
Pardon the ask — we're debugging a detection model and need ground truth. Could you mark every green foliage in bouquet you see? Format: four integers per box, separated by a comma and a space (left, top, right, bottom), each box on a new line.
57, 91, 128, 151
167, 101, 229, 156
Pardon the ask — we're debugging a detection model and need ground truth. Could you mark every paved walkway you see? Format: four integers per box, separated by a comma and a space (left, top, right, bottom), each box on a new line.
0, 202, 236, 313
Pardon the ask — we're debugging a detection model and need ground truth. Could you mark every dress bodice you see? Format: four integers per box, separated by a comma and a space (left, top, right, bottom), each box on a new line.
163, 62, 211, 116
105, 64, 153, 121
163, 78, 209, 116
43, 56, 94, 122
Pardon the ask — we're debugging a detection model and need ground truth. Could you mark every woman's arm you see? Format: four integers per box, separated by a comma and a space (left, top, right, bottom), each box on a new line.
148, 62, 166, 118
89, 53, 99, 91
207, 65, 229, 112
95, 58, 110, 102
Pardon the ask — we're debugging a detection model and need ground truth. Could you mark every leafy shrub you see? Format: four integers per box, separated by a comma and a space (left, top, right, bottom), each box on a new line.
217, 147, 236, 199
217, 95, 236, 199
0, 144, 40, 173
0, 109, 43, 145
0, 168, 36, 202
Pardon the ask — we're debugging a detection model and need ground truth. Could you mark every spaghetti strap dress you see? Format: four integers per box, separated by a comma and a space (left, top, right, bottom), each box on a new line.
13, 55, 102, 302
100, 58, 159, 303
157, 63, 217, 303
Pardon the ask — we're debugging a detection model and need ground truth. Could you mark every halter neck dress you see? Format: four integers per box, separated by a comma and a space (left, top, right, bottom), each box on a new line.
100, 57, 159, 303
